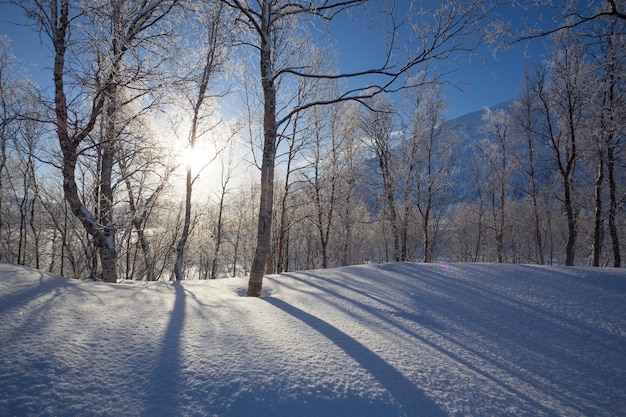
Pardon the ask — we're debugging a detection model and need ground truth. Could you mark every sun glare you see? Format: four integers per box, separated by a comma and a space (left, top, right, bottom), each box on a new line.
182, 146, 212, 174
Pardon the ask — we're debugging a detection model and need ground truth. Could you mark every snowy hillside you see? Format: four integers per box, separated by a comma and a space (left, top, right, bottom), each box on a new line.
1, 261, 625, 417
445, 100, 514, 143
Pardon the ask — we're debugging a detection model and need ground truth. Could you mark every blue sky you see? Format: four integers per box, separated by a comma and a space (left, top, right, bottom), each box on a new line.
327, 3, 549, 118
0, 2, 547, 119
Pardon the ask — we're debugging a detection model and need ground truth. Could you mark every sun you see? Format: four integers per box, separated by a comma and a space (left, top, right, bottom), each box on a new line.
175, 142, 224, 198
182, 145, 212, 175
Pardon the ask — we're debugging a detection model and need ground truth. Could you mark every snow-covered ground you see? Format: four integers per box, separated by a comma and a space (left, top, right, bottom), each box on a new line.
1, 261, 624, 416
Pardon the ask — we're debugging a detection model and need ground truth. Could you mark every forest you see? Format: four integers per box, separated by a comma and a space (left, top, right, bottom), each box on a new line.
0, 0, 624, 291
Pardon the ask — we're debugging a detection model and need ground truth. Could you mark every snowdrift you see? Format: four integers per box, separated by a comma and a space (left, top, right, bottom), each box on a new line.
0, 261, 625, 416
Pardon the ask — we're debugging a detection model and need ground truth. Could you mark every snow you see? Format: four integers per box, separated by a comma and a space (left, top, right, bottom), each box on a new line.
1, 261, 625, 416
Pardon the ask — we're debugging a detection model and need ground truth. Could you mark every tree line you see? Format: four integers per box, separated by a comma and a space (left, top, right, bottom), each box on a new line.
0, 1, 624, 293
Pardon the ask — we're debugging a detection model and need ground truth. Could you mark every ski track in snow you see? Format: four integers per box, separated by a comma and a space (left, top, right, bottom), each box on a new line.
0, 261, 625, 416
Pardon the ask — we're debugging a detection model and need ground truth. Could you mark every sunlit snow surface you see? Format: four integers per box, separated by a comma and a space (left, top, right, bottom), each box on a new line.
1, 261, 625, 416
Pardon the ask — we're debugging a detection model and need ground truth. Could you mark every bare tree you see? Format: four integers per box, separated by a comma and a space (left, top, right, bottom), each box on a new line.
221, 0, 493, 296
20, 0, 181, 282
480, 107, 514, 263
513, 0, 626, 41
335, 103, 365, 266
116, 122, 172, 281
359, 96, 404, 261
272, 49, 328, 274
512, 72, 546, 264
533, 31, 592, 266
12, 104, 45, 268
227, 182, 259, 277
273, 110, 310, 274
300, 102, 344, 269
588, 17, 625, 267
0, 37, 20, 261
0, 36, 15, 241
508, 1, 625, 266
173, 2, 227, 281
209, 143, 239, 279
0, 37, 48, 269
402, 82, 457, 262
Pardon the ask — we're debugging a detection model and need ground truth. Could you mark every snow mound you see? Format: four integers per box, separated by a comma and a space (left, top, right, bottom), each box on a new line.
1, 261, 625, 416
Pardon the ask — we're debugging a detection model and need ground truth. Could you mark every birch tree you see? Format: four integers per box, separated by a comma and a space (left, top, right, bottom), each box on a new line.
589, 17, 625, 267
511, 0, 625, 266
335, 103, 364, 266
402, 83, 457, 262
533, 32, 592, 266
221, 0, 494, 295
514, 0, 626, 40
173, 2, 227, 281
481, 107, 514, 263
300, 103, 343, 269
512, 72, 546, 264
359, 97, 403, 261
0, 37, 20, 261
117, 121, 172, 281
21, 0, 181, 282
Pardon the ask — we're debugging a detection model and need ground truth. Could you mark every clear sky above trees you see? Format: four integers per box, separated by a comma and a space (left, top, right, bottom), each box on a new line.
0, 1, 547, 118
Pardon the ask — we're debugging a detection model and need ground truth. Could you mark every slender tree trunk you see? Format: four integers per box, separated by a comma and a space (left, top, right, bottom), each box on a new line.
232, 209, 242, 277
527, 132, 544, 265
591, 155, 604, 266
607, 148, 621, 267
276, 180, 289, 273
174, 170, 192, 281
174, 3, 222, 281
341, 143, 356, 266
378, 149, 400, 261
211, 182, 227, 279
497, 150, 506, 263
563, 176, 577, 266
563, 115, 578, 267
422, 206, 430, 263
322, 171, 337, 268
28, 167, 40, 270
121, 163, 160, 281
313, 161, 336, 269
0, 109, 6, 232
276, 121, 297, 274
474, 172, 485, 262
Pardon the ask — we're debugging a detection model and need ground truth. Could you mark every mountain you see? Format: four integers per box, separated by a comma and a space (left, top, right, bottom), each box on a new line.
357, 100, 516, 209
1, 261, 624, 416
445, 100, 515, 145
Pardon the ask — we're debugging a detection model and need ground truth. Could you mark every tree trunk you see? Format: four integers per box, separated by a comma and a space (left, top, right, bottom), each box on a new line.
247, 21, 277, 297
591, 156, 604, 267
378, 150, 400, 262
247, 156, 275, 296
497, 147, 506, 263
174, 167, 193, 281
210, 182, 227, 279
422, 209, 430, 263
99, 96, 118, 282
607, 148, 621, 267
527, 129, 544, 265
52, 0, 117, 282
563, 176, 577, 266
276, 123, 297, 274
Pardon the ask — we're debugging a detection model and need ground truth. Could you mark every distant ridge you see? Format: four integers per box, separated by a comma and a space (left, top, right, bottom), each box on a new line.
445, 100, 515, 143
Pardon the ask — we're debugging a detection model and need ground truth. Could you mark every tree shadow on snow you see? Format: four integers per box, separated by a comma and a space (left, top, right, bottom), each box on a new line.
144, 281, 186, 417
264, 297, 448, 417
